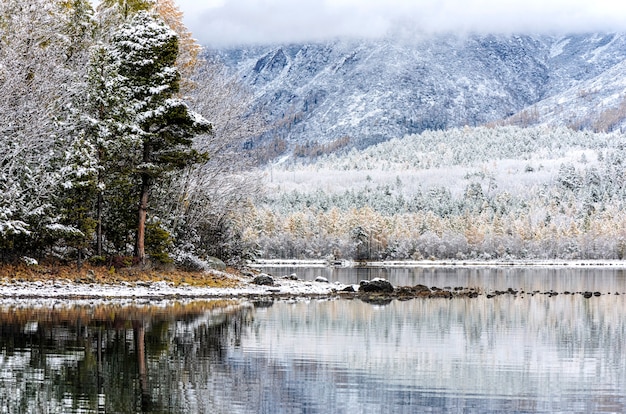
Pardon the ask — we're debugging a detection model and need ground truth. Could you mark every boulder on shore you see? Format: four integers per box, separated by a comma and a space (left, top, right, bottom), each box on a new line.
252, 274, 275, 286
359, 278, 394, 293
207, 256, 227, 271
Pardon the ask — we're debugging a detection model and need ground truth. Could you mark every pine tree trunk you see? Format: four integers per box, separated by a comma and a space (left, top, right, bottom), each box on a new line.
97, 191, 103, 257
136, 174, 150, 264
77, 248, 83, 271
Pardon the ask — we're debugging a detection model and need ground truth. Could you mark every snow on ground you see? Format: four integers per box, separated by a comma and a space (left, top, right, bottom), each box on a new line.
0, 276, 350, 300
2, 260, 626, 301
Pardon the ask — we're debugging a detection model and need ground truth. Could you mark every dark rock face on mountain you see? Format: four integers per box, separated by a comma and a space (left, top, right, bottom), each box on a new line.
211, 33, 626, 150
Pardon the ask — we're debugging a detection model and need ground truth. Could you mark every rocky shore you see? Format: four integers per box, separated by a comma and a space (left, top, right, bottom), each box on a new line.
248, 273, 621, 304
0, 264, 621, 302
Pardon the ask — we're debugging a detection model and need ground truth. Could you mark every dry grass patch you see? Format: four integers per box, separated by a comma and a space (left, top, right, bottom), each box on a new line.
0, 263, 243, 288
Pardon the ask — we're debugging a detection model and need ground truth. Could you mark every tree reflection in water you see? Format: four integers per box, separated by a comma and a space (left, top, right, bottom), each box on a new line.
1, 293, 625, 413
0, 300, 252, 413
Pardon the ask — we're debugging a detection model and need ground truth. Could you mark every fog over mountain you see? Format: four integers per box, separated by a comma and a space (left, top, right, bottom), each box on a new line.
209, 32, 626, 151
184, 0, 626, 47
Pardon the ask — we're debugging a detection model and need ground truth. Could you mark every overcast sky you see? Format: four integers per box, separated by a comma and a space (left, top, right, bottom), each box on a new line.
177, 0, 626, 47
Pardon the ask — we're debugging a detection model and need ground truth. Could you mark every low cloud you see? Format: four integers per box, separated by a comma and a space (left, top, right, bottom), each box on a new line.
180, 0, 626, 47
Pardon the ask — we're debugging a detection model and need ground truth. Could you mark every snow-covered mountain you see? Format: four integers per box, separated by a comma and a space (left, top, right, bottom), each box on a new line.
210, 32, 626, 150
505, 49, 626, 131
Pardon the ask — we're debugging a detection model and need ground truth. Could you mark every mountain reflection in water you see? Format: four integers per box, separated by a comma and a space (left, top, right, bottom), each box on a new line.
0, 275, 625, 413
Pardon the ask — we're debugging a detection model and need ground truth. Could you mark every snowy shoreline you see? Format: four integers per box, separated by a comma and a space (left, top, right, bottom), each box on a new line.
2, 259, 626, 301
0, 277, 350, 301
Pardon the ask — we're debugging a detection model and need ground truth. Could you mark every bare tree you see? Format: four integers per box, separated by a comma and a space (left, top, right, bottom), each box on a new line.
0, 0, 92, 253
155, 58, 267, 262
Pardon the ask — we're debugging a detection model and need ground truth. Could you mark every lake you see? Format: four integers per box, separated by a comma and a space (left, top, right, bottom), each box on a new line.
257, 264, 626, 293
0, 267, 624, 413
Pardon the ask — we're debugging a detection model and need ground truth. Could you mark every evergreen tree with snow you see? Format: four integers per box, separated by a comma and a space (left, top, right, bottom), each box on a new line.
110, 11, 211, 263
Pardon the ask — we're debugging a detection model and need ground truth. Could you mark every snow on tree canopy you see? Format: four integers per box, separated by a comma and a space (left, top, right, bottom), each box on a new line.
112, 11, 178, 76
0, 219, 30, 236
107, 9, 211, 263
111, 11, 191, 131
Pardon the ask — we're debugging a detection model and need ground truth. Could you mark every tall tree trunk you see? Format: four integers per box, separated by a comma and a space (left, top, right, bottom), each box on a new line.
136, 138, 152, 264
97, 191, 103, 257
77, 248, 83, 271
136, 173, 150, 264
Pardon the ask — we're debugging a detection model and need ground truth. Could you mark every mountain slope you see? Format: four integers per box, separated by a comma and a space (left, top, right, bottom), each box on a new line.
505, 50, 626, 131
211, 32, 626, 150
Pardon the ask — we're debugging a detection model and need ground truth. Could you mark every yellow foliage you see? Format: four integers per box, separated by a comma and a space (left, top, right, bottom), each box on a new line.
155, 0, 202, 91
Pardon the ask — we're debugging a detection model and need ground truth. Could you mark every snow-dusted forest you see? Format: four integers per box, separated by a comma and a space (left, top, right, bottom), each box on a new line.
3, 1, 626, 267
246, 126, 626, 261
0, 0, 260, 268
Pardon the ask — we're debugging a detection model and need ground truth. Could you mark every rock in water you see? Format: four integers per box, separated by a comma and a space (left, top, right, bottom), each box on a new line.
315, 276, 329, 283
252, 274, 274, 286
359, 278, 394, 293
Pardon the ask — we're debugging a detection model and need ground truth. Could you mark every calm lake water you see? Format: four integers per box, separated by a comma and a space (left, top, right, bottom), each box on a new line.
260, 265, 626, 294
0, 267, 625, 413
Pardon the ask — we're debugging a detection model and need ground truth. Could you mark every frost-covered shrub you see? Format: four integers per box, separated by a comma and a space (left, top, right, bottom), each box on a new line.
174, 251, 210, 272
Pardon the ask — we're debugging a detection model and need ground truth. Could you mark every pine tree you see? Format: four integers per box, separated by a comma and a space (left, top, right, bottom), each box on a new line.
54, 135, 99, 268
110, 11, 211, 263
57, 0, 95, 64
66, 43, 139, 258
